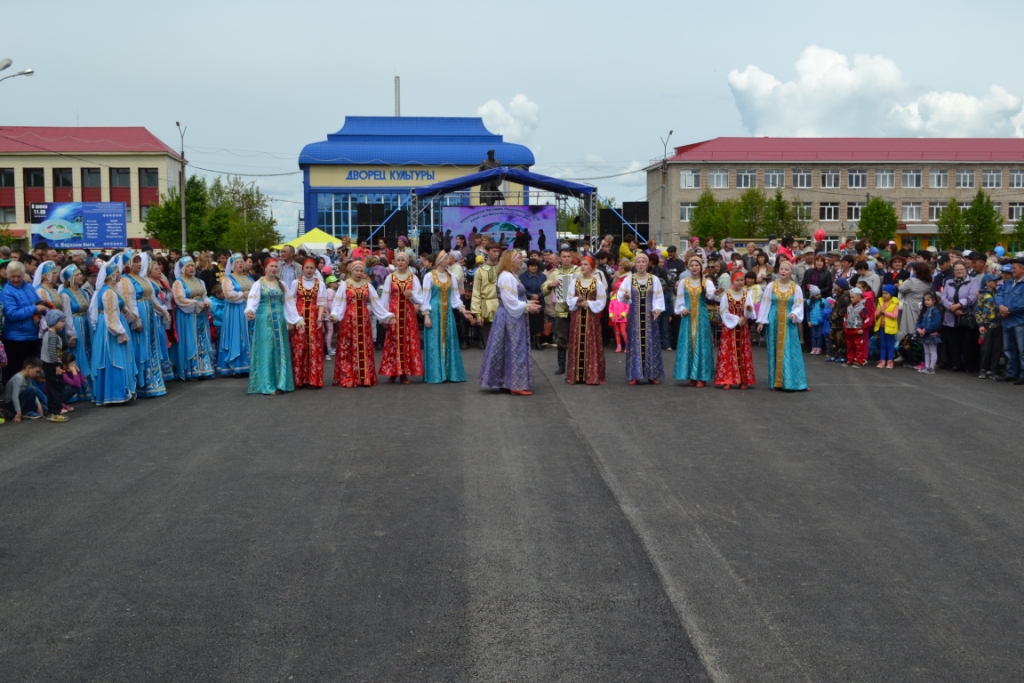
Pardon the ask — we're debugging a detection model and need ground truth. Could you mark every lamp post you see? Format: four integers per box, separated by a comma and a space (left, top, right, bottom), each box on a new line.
176, 122, 187, 253
659, 129, 673, 244
0, 59, 35, 86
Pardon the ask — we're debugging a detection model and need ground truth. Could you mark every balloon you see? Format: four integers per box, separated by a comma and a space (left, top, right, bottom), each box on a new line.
813, 229, 827, 242
995, 246, 1005, 257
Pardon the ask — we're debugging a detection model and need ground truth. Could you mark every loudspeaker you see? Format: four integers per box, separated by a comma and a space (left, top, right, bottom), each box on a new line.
385, 209, 408, 239
622, 202, 649, 223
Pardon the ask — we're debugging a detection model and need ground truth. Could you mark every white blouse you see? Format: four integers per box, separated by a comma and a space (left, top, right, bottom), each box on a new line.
418, 271, 464, 313
172, 277, 211, 315
755, 281, 805, 325
329, 280, 394, 322
674, 277, 718, 315
615, 274, 665, 314
379, 272, 423, 311
244, 279, 302, 325
719, 289, 757, 330
566, 275, 607, 314
497, 271, 527, 318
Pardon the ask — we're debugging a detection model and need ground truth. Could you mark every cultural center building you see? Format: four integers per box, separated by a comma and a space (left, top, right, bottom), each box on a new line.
647, 137, 1024, 250
0, 126, 182, 247
299, 116, 535, 241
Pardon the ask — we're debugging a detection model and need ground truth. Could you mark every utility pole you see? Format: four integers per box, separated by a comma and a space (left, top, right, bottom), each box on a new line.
659, 130, 673, 244
395, 76, 400, 117
176, 122, 187, 254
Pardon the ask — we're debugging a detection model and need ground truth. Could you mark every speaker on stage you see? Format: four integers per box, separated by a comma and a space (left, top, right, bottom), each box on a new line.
385, 209, 408, 240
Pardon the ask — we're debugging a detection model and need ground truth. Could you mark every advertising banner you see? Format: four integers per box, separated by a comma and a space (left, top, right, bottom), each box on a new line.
441, 205, 555, 250
31, 202, 128, 249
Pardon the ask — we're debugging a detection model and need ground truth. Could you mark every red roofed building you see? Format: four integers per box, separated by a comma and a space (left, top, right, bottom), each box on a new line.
0, 126, 182, 245
646, 137, 1024, 250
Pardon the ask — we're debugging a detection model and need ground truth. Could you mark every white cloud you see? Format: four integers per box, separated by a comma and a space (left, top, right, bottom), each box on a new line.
618, 160, 645, 186
477, 94, 539, 144
728, 46, 1024, 137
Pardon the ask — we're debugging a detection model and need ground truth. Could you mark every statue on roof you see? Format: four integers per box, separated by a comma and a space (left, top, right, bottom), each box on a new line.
478, 149, 504, 206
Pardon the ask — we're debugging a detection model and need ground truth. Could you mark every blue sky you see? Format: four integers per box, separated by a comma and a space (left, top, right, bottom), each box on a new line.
3, 0, 1022, 238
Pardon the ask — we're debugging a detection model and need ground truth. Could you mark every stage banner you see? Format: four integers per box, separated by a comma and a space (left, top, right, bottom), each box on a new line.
31, 202, 128, 249
441, 205, 555, 250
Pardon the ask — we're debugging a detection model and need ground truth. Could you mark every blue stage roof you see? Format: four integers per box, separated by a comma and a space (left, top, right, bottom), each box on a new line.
413, 167, 594, 199
299, 117, 536, 167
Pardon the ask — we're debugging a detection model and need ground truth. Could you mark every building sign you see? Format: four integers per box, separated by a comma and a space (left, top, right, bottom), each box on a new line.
442, 205, 555, 249
309, 165, 473, 188
31, 202, 127, 249
345, 169, 436, 182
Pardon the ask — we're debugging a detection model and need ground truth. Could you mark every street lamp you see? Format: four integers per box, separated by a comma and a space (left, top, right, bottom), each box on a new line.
176, 121, 187, 253
0, 58, 35, 85
659, 129, 673, 243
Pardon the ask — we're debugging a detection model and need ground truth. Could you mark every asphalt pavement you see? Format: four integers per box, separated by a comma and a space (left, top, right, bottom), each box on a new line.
1, 343, 1023, 682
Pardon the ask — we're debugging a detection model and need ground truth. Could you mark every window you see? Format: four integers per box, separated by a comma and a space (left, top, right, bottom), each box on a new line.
821, 169, 840, 188
708, 169, 729, 189
1011, 170, 1024, 188
110, 168, 131, 188
139, 168, 159, 188
0, 168, 13, 187
928, 203, 945, 221
993, 202, 1002, 217
124, 204, 132, 222
53, 168, 73, 187
794, 202, 812, 221
902, 169, 922, 189
82, 168, 101, 187
679, 169, 700, 189
24, 168, 44, 187
736, 169, 757, 188
764, 169, 784, 188
792, 169, 812, 189
848, 169, 867, 188
956, 169, 975, 188
0, 207, 15, 223
875, 169, 895, 189
959, 202, 972, 213
847, 202, 865, 221
819, 202, 840, 221
140, 205, 152, 221
902, 202, 921, 221
930, 169, 949, 189
679, 202, 696, 222
982, 169, 1002, 188
1010, 203, 1024, 221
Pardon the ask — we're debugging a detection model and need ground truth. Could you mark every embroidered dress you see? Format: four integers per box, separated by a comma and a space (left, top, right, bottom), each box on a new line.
379, 272, 424, 379
171, 276, 215, 380
479, 271, 533, 391
122, 273, 168, 398
152, 276, 176, 380
756, 281, 807, 390
714, 289, 756, 387
60, 286, 93, 402
565, 276, 607, 385
421, 271, 467, 384
290, 276, 326, 387
673, 277, 716, 383
330, 280, 393, 387
617, 274, 665, 382
91, 285, 138, 405
246, 278, 301, 394
217, 273, 254, 376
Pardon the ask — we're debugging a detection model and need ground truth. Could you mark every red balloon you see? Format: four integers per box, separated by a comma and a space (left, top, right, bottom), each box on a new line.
813, 229, 827, 242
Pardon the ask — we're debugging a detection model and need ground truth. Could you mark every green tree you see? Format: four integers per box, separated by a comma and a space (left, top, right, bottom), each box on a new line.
0, 223, 18, 248
737, 188, 767, 239
1011, 212, 1024, 254
856, 197, 898, 245
689, 189, 719, 241
935, 199, 967, 251
764, 188, 795, 238
963, 189, 1003, 252
715, 198, 742, 240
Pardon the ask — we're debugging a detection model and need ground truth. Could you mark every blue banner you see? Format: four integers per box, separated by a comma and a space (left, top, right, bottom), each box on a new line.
30, 202, 127, 249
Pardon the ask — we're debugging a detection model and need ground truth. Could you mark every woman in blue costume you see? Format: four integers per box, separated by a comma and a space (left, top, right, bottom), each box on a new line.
478, 249, 539, 396
217, 253, 254, 376
121, 251, 168, 398
89, 261, 137, 405
147, 256, 175, 381
245, 258, 303, 395
674, 255, 717, 387
615, 252, 665, 385
755, 259, 808, 391
58, 264, 93, 402
170, 256, 215, 381
420, 251, 474, 384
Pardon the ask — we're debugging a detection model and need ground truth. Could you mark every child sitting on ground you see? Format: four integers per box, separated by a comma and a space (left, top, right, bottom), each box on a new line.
61, 352, 86, 411
3, 357, 45, 422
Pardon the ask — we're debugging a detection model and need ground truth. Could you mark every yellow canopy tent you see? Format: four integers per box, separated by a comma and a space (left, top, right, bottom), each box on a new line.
271, 228, 339, 253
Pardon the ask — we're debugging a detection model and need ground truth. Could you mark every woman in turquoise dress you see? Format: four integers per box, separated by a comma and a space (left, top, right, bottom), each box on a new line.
245, 258, 303, 395
170, 256, 215, 381
58, 264, 93, 402
89, 262, 138, 405
121, 252, 168, 398
217, 253, 254, 376
673, 256, 717, 387
755, 259, 808, 391
147, 257, 175, 381
420, 251, 473, 384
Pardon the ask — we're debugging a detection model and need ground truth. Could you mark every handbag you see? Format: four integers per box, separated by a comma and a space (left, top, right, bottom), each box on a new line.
955, 310, 977, 330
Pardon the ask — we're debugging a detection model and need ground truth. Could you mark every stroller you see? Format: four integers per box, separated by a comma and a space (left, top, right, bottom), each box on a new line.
897, 333, 924, 367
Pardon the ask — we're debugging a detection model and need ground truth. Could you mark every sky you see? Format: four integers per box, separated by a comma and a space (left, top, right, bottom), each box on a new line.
3, 0, 1023, 239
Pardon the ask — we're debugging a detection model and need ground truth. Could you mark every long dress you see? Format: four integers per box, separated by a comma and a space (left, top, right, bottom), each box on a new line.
756, 281, 807, 390
420, 271, 467, 384
217, 273, 254, 376
674, 276, 716, 383
122, 273, 168, 398
246, 278, 301, 394
378, 272, 424, 379
616, 274, 665, 382
171, 276, 215, 380
330, 280, 393, 387
290, 276, 326, 387
565, 275, 607, 385
715, 288, 757, 387
152, 276, 176, 381
91, 284, 138, 406
479, 271, 533, 391
60, 286, 93, 402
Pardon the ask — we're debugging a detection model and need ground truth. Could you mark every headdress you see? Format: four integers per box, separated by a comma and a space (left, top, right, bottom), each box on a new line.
174, 255, 195, 281
57, 264, 81, 294
731, 270, 745, 283
582, 255, 596, 269
687, 256, 703, 268
32, 260, 58, 289
225, 253, 245, 277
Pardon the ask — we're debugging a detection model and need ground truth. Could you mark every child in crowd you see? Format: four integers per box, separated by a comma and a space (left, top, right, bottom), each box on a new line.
209, 284, 225, 347
807, 285, 824, 354
3, 357, 45, 422
916, 291, 943, 374
828, 278, 851, 362
821, 296, 834, 358
40, 310, 69, 422
324, 275, 339, 358
61, 352, 86, 410
608, 258, 631, 353
856, 280, 876, 362
743, 271, 763, 345
874, 285, 900, 369
975, 274, 1004, 379
844, 287, 867, 367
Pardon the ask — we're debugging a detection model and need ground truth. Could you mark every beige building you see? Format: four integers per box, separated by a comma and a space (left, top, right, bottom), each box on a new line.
646, 137, 1024, 250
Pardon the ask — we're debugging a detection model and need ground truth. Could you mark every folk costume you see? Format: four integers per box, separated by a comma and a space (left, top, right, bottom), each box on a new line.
121, 252, 168, 398
290, 263, 327, 387
245, 266, 302, 395
170, 257, 215, 381
378, 269, 424, 382
470, 261, 499, 346
88, 263, 138, 406
420, 267, 468, 384
151, 268, 176, 381
756, 280, 808, 391
615, 273, 665, 383
58, 265, 93, 402
330, 277, 393, 387
479, 271, 533, 392
673, 267, 716, 385
715, 274, 757, 389
565, 270, 607, 385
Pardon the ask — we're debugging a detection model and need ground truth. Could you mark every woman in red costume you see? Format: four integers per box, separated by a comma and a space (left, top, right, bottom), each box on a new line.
378, 250, 425, 384
565, 256, 607, 385
328, 260, 394, 387
714, 270, 757, 389
290, 259, 327, 387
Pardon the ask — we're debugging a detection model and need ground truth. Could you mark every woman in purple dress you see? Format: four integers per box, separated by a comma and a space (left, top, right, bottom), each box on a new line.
479, 249, 540, 396
615, 252, 666, 384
